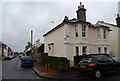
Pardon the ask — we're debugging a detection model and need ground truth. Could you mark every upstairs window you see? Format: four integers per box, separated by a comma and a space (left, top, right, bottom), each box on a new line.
82, 25, 86, 37
97, 29, 100, 40
75, 25, 78, 37
103, 29, 106, 39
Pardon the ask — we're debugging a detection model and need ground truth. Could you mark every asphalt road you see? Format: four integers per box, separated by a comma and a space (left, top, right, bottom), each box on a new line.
1, 57, 120, 81
2, 57, 42, 80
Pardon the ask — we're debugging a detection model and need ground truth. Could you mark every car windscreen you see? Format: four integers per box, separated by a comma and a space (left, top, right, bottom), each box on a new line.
80, 57, 94, 63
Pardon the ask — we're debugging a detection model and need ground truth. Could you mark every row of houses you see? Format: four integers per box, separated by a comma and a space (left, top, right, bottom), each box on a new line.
24, 39, 43, 54
0, 42, 14, 57
43, 2, 120, 66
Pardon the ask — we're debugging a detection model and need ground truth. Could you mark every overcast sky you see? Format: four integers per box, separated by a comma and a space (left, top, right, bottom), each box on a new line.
1, 1, 119, 52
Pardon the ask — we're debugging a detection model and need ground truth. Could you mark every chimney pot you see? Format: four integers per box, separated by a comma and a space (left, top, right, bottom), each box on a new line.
117, 14, 119, 18
80, 2, 82, 6
64, 16, 69, 21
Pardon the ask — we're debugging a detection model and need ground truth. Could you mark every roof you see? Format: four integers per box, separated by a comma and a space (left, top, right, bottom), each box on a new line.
43, 22, 65, 37
90, 24, 110, 28
43, 19, 111, 37
65, 18, 91, 24
97, 21, 118, 28
43, 18, 91, 36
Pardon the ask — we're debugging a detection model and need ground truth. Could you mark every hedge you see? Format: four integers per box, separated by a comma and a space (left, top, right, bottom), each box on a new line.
41, 56, 69, 72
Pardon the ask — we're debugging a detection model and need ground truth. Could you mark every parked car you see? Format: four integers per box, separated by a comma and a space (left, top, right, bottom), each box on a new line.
20, 56, 34, 67
9, 56, 14, 59
77, 54, 120, 78
4, 56, 11, 60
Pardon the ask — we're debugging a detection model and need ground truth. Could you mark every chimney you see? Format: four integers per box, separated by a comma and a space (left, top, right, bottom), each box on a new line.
116, 14, 120, 27
76, 2, 86, 21
63, 16, 69, 21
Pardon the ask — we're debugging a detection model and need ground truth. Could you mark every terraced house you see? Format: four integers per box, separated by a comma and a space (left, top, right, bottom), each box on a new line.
43, 3, 111, 66
97, 14, 120, 62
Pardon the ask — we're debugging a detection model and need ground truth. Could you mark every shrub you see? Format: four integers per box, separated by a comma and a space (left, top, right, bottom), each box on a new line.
41, 56, 69, 72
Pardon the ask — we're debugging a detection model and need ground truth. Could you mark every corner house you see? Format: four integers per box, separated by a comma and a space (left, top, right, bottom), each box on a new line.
43, 2, 111, 66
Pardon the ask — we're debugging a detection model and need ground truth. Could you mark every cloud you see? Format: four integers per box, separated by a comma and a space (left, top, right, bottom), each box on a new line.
1, 2, 118, 52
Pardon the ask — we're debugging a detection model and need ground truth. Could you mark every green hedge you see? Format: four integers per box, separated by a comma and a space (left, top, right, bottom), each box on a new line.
41, 56, 69, 72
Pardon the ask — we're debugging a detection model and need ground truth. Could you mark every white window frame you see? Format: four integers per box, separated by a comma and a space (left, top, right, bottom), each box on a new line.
104, 47, 108, 54
103, 29, 107, 40
75, 25, 78, 38
75, 46, 79, 56
97, 47, 101, 54
82, 46, 87, 55
97, 29, 100, 40
82, 25, 86, 38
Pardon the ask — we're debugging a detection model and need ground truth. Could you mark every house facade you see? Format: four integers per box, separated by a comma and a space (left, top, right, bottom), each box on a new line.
0, 42, 2, 58
43, 3, 111, 66
0, 42, 13, 57
97, 14, 120, 62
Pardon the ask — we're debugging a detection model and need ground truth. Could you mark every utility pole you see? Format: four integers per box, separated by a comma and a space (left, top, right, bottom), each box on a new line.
31, 30, 33, 46
31, 30, 33, 56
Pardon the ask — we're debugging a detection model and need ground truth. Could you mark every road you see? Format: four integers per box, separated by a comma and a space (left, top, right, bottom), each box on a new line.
1, 57, 120, 81
2, 57, 42, 80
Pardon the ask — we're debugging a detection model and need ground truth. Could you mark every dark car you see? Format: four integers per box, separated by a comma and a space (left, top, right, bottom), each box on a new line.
77, 54, 120, 78
21, 56, 34, 67
4, 56, 11, 60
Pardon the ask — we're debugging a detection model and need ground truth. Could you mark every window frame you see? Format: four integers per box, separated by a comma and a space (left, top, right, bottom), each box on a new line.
104, 47, 108, 54
103, 29, 107, 40
97, 47, 101, 54
97, 29, 100, 40
82, 46, 87, 55
75, 46, 79, 56
82, 25, 86, 38
75, 25, 78, 38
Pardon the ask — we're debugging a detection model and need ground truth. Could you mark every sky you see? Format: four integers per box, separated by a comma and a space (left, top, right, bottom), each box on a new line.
1, 0, 119, 52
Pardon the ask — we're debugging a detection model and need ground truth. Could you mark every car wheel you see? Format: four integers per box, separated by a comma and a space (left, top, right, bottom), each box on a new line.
94, 70, 101, 78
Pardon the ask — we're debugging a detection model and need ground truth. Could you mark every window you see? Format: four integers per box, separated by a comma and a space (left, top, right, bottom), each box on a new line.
98, 47, 101, 54
103, 56, 114, 63
96, 56, 106, 63
103, 29, 106, 39
75, 25, 78, 37
75, 46, 79, 56
97, 29, 100, 40
82, 46, 87, 55
82, 25, 86, 37
80, 57, 94, 63
104, 47, 107, 54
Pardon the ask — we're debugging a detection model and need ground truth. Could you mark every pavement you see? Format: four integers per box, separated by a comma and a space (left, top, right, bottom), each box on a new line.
33, 66, 120, 81
33, 65, 80, 79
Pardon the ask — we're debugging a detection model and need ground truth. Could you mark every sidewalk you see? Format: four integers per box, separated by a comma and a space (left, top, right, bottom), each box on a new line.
33, 65, 80, 79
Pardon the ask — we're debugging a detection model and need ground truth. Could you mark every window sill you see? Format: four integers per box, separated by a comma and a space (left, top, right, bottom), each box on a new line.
75, 37, 79, 39
82, 37, 87, 39
97, 39, 101, 40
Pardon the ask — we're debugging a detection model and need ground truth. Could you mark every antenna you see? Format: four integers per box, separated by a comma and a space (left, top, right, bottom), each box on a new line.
50, 21, 54, 27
